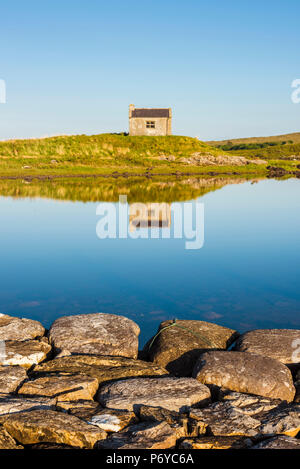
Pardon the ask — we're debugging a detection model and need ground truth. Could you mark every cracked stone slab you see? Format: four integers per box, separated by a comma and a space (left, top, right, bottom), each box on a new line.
193, 351, 295, 402
0, 409, 107, 448
0, 314, 45, 341
48, 313, 140, 358
0, 394, 56, 416
179, 435, 252, 449
190, 402, 261, 437
235, 329, 300, 366
259, 404, 300, 438
251, 435, 300, 449
137, 405, 206, 439
98, 376, 211, 412
145, 320, 238, 377
31, 354, 168, 385
0, 427, 23, 449
0, 340, 51, 369
0, 366, 27, 393
18, 373, 99, 401
218, 390, 283, 416
96, 421, 176, 449
57, 400, 100, 415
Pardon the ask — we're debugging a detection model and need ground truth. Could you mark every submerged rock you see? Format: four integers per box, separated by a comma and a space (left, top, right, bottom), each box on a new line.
0, 314, 45, 341
145, 319, 238, 376
0, 366, 27, 393
179, 436, 252, 449
96, 421, 176, 449
235, 329, 300, 367
0, 340, 51, 369
18, 373, 99, 401
0, 409, 107, 448
251, 435, 300, 449
193, 351, 295, 402
31, 354, 167, 385
48, 313, 140, 358
98, 376, 211, 412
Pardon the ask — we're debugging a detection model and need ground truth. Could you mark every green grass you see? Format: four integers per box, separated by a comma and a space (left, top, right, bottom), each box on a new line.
0, 133, 299, 178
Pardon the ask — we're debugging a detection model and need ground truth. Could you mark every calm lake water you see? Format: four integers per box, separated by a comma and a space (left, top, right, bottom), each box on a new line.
0, 177, 299, 345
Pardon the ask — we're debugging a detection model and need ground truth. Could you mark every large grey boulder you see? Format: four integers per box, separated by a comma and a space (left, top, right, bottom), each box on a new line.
48, 313, 140, 358
0, 409, 107, 448
145, 320, 238, 376
193, 351, 295, 402
98, 376, 211, 412
235, 329, 300, 367
0, 366, 27, 393
0, 314, 45, 341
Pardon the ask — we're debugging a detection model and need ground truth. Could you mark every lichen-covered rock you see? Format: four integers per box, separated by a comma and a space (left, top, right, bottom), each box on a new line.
179, 436, 252, 449
0, 410, 107, 448
259, 404, 300, 437
251, 435, 300, 449
0, 366, 27, 393
18, 374, 99, 401
48, 313, 140, 358
0, 395, 56, 416
96, 421, 176, 449
145, 320, 238, 376
98, 376, 211, 412
193, 351, 295, 402
189, 402, 261, 437
0, 427, 23, 449
0, 340, 51, 369
31, 354, 168, 385
85, 409, 137, 432
0, 314, 45, 341
235, 329, 300, 366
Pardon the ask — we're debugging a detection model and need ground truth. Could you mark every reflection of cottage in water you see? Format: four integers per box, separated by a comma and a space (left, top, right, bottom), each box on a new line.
129, 203, 171, 231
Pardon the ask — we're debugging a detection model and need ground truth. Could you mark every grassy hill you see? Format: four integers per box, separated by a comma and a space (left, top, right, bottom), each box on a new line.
0, 133, 298, 178
207, 131, 300, 146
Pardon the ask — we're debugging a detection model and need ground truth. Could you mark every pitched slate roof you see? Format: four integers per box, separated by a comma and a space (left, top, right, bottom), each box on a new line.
131, 108, 170, 118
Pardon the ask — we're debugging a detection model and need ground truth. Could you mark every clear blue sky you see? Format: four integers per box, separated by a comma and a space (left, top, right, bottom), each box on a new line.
0, 0, 299, 140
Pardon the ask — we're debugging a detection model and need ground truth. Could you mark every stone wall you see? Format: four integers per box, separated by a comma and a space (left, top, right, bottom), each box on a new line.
129, 117, 171, 136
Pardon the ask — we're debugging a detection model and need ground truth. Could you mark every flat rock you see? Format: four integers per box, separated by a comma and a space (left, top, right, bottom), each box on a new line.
48, 313, 140, 358
251, 435, 300, 449
218, 390, 282, 416
0, 314, 45, 341
18, 373, 99, 401
0, 340, 51, 369
137, 405, 205, 438
259, 404, 300, 437
98, 376, 211, 412
193, 351, 295, 402
57, 400, 100, 415
31, 354, 168, 385
0, 409, 107, 448
145, 320, 238, 376
96, 421, 176, 449
0, 366, 27, 393
235, 329, 300, 366
85, 409, 137, 432
190, 402, 261, 437
0, 395, 56, 415
179, 435, 252, 449
0, 427, 23, 449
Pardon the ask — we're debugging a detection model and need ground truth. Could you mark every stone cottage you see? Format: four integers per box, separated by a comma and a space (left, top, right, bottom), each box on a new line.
129, 104, 172, 136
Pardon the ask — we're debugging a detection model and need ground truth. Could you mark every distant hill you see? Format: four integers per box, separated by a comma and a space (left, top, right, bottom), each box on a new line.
207, 132, 300, 146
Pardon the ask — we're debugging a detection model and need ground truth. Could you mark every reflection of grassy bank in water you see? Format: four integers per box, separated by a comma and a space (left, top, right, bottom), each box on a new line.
0, 175, 262, 203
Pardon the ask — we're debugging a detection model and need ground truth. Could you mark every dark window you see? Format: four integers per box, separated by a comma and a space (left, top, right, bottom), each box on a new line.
146, 121, 155, 129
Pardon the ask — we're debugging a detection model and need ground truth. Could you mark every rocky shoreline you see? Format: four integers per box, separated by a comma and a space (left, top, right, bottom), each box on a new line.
0, 312, 299, 450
